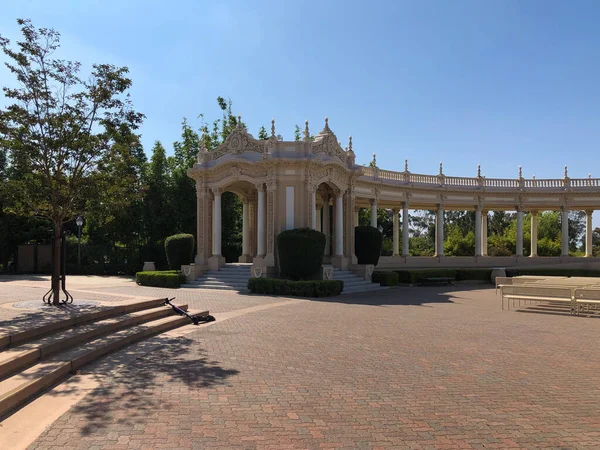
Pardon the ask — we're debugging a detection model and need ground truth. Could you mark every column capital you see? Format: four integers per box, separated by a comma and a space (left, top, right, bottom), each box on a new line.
255, 182, 265, 191
392, 208, 399, 214
370, 198, 378, 206
585, 209, 594, 215
530, 209, 539, 216
266, 180, 278, 191
211, 187, 222, 196
242, 196, 249, 205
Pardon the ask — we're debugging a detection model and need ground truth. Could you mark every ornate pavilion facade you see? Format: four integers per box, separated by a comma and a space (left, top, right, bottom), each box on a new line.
187, 118, 600, 278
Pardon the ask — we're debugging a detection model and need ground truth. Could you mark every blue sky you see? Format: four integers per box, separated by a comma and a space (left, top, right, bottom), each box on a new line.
1, 0, 599, 181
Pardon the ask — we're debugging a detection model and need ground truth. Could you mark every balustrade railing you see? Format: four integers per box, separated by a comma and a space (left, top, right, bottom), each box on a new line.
359, 167, 600, 192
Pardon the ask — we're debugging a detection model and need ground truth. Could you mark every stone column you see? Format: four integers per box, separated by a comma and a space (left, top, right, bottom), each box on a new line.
435, 205, 444, 257
516, 208, 523, 257
371, 199, 377, 228
561, 206, 569, 257
194, 185, 211, 267
239, 197, 251, 262
530, 211, 538, 257
256, 184, 266, 257
208, 188, 225, 270
402, 202, 409, 257
316, 208, 322, 232
213, 189, 222, 256
310, 189, 317, 229
323, 196, 330, 255
475, 206, 482, 257
335, 192, 344, 256
482, 211, 488, 256
354, 208, 360, 228
586, 210, 593, 257
392, 208, 399, 256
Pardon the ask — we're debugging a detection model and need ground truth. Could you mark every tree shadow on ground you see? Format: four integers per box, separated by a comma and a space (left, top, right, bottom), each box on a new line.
41, 334, 238, 436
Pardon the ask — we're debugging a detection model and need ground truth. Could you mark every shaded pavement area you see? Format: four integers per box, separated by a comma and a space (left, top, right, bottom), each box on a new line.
2, 277, 600, 449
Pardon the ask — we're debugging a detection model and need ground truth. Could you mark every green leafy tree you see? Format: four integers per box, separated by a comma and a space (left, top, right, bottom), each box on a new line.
0, 19, 143, 303
294, 124, 301, 141
257, 126, 268, 140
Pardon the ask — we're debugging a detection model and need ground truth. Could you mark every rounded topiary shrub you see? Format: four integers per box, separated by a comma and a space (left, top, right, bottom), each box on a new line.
164, 234, 195, 270
355, 226, 383, 265
277, 228, 326, 280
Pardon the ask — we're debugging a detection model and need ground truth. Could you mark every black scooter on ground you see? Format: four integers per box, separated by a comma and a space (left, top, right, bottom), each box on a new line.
163, 298, 215, 325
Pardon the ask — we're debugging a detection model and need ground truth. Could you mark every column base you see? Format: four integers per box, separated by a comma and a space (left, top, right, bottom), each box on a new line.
529, 254, 538, 258
238, 254, 253, 263
208, 255, 226, 271
331, 255, 349, 270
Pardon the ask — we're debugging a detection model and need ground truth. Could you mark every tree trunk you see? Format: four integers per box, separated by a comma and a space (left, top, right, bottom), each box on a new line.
52, 221, 62, 305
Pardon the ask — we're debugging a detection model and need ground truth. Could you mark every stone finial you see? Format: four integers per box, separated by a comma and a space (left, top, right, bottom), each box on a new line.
439, 162, 443, 175
589, 173, 592, 179
372, 153, 377, 166
564, 165, 568, 178
518, 165, 523, 179
348, 135, 353, 152
303, 120, 310, 140
271, 118, 275, 137
477, 164, 481, 177
199, 132, 207, 151
404, 159, 408, 172
322, 116, 331, 132
236, 115, 243, 129
533, 175, 536, 180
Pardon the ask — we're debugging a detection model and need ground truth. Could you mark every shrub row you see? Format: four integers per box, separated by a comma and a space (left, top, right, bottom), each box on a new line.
248, 278, 343, 297
389, 268, 493, 284
135, 270, 186, 288
372, 271, 399, 286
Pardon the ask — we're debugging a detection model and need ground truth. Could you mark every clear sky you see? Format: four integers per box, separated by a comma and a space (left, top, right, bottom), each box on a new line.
1, 0, 599, 181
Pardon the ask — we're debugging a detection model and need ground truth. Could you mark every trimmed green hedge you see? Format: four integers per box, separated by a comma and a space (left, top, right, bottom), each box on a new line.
136, 270, 186, 288
505, 268, 600, 278
248, 278, 343, 297
165, 234, 195, 270
372, 271, 399, 286
277, 228, 326, 280
394, 269, 458, 284
455, 269, 492, 281
355, 226, 383, 265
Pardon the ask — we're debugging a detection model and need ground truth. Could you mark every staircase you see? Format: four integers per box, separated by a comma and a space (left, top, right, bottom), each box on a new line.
333, 269, 389, 295
0, 299, 209, 418
183, 263, 252, 292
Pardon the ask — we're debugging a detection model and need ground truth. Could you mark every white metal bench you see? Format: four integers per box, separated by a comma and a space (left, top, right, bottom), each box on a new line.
500, 285, 575, 312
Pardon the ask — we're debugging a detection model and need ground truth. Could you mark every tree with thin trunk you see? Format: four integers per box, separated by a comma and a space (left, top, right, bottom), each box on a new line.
0, 19, 143, 304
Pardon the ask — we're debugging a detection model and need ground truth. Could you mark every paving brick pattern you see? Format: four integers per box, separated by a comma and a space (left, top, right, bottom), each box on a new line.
25, 285, 600, 449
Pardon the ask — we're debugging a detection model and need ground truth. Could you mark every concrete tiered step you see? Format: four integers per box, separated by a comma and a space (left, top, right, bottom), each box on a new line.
0, 299, 209, 418
184, 263, 252, 292
333, 269, 389, 295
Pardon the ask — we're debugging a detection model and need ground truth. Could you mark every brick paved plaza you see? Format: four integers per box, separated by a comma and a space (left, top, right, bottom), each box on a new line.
1, 276, 600, 449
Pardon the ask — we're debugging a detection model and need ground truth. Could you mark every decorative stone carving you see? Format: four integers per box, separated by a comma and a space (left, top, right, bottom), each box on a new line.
311, 118, 347, 162
267, 191, 274, 253
322, 265, 334, 280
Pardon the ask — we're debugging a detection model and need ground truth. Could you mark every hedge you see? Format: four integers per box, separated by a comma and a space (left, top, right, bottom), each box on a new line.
355, 226, 383, 265
394, 269, 457, 284
136, 270, 186, 288
165, 234, 195, 270
455, 269, 492, 281
277, 228, 326, 280
248, 278, 343, 297
372, 271, 399, 286
506, 268, 600, 278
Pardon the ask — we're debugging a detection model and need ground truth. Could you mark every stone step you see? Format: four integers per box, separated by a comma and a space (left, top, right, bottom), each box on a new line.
201, 274, 251, 280
0, 298, 169, 350
0, 304, 188, 380
0, 308, 209, 417
182, 284, 246, 291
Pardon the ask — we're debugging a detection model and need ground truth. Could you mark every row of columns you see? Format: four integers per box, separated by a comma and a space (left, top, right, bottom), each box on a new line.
311, 191, 346, 257
368, 201, 595, 258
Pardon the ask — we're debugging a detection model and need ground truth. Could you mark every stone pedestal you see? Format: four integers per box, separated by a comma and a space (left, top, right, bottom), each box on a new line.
349, 264, 375, 282
322, 264, 334, 280
331, 255, 349, 270
208, 255, 226, 271
238, 255, 253, 263
180, 264, 196, 283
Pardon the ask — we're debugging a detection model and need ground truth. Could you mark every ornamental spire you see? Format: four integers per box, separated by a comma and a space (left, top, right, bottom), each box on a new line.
518, 165, 523, 179
564, 165, 568, 178
303, 120, 310, 141
237, 115, 242, 129
439, 162, 443, 175
404, 159, 408, 172
271, 118, 275, 137
477, 164, 481, 177
348, 135, 353, 152
322, 116, 331, 132
372, 153, 377, 167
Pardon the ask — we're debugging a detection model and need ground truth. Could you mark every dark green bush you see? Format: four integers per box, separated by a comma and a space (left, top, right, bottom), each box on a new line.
394, 269, 457, 284
165, 234, 195, 270
455, 269, 492, 282
135, 270, 184, 288
355, 226, 383, 265
372, 271, 399, 286
277, 228, 326, 280
248, 278, 343, 297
